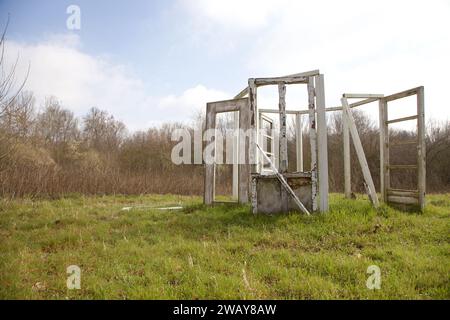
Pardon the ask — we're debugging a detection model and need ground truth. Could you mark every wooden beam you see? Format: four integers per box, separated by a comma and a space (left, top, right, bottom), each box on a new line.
232, 111, 239, 200
417, 86, 426, 211
383, 87, 422, 102
379, 98, 389, 203
343, 106, 351, 199
248, 79, 257, 175
387, 196, 419, 205
238, 99, 251, 204
254, 76, 308, 86
327, 97, 380, 112
342, 97, 379, 208
343, 93, 384, 99
386, 115, 418, 124
387, 189, 419, 197
234, 87, 249, 99
204, 104, 216, 205
316, 74, 329, 212
278, 83, 288, 173
388, 164, 418, 169
308, 77, 318, 212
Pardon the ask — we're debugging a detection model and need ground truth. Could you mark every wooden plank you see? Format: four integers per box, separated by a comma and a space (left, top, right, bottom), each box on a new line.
308, 77, 318, 212
232, 111, 239, 200
315, 74, 329, 212
238, 98, 251, 204
343, 93, 384, 99
251, 175, 258, 214
388, 188, 418, 193
278, 83, 288, 173
259, 108, 304, 115
384, 87, 421, 102
386, 115, 418, 124
327, 98, 380, 112
343, 106, 351, 199
342, 97, 379, 208
387, 196, 419, 205
248, 79, 257, 174
379, 98, 389, 203
417, 86, 426, 211
260, 97, 379, 115
387, 189, 419, 197
234, 87, 249, 99
295, 113, 303, 172
204, 104, 216, 205
208, 97, 247, 108
388, 164, 418, 169
254, 76, 308, 86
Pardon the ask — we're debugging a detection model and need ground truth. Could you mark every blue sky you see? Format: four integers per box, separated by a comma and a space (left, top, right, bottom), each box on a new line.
1, 0, 449, 130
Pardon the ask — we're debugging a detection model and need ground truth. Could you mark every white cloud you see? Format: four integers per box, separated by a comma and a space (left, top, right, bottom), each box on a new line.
183, 0, 450, 124
4, 34, 227, 130
182, 0, 279, 31
157, 85, 228, 123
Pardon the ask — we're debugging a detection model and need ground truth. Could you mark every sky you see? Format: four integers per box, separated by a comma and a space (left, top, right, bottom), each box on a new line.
1, 0, 449, 131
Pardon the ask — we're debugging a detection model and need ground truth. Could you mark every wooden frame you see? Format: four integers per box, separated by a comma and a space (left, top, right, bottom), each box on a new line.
250, 72, 329, 213
204, 98, 251, 205
379, 87, 426, 210
204, 71, 425, 213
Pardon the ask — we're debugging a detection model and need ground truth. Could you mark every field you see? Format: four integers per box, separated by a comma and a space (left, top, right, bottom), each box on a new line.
0, 194, 449, 300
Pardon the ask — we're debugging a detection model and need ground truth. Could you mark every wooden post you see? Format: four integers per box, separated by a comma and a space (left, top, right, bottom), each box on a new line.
295, 113, 303, 172
342, 97, 379, 208
248, 79, 258, 174
232, 111, 239, 200
379, 98, 389, 203
417, 86, 426, 211
238, 100, 251, 204
315, 74, 329, 212
278, 83, 288, 173
307, 77, 318, 212
204, 104, 216, 205
343, 108, 351, 198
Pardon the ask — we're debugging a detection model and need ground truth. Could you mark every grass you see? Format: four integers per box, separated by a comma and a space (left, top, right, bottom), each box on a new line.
0, 193, 449, 300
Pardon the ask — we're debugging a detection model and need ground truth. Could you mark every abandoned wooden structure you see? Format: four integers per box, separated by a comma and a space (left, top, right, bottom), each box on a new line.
203, 70, 426, 213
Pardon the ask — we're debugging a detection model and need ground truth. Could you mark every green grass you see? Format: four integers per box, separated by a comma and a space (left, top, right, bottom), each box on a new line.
0, 193, 449, 299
